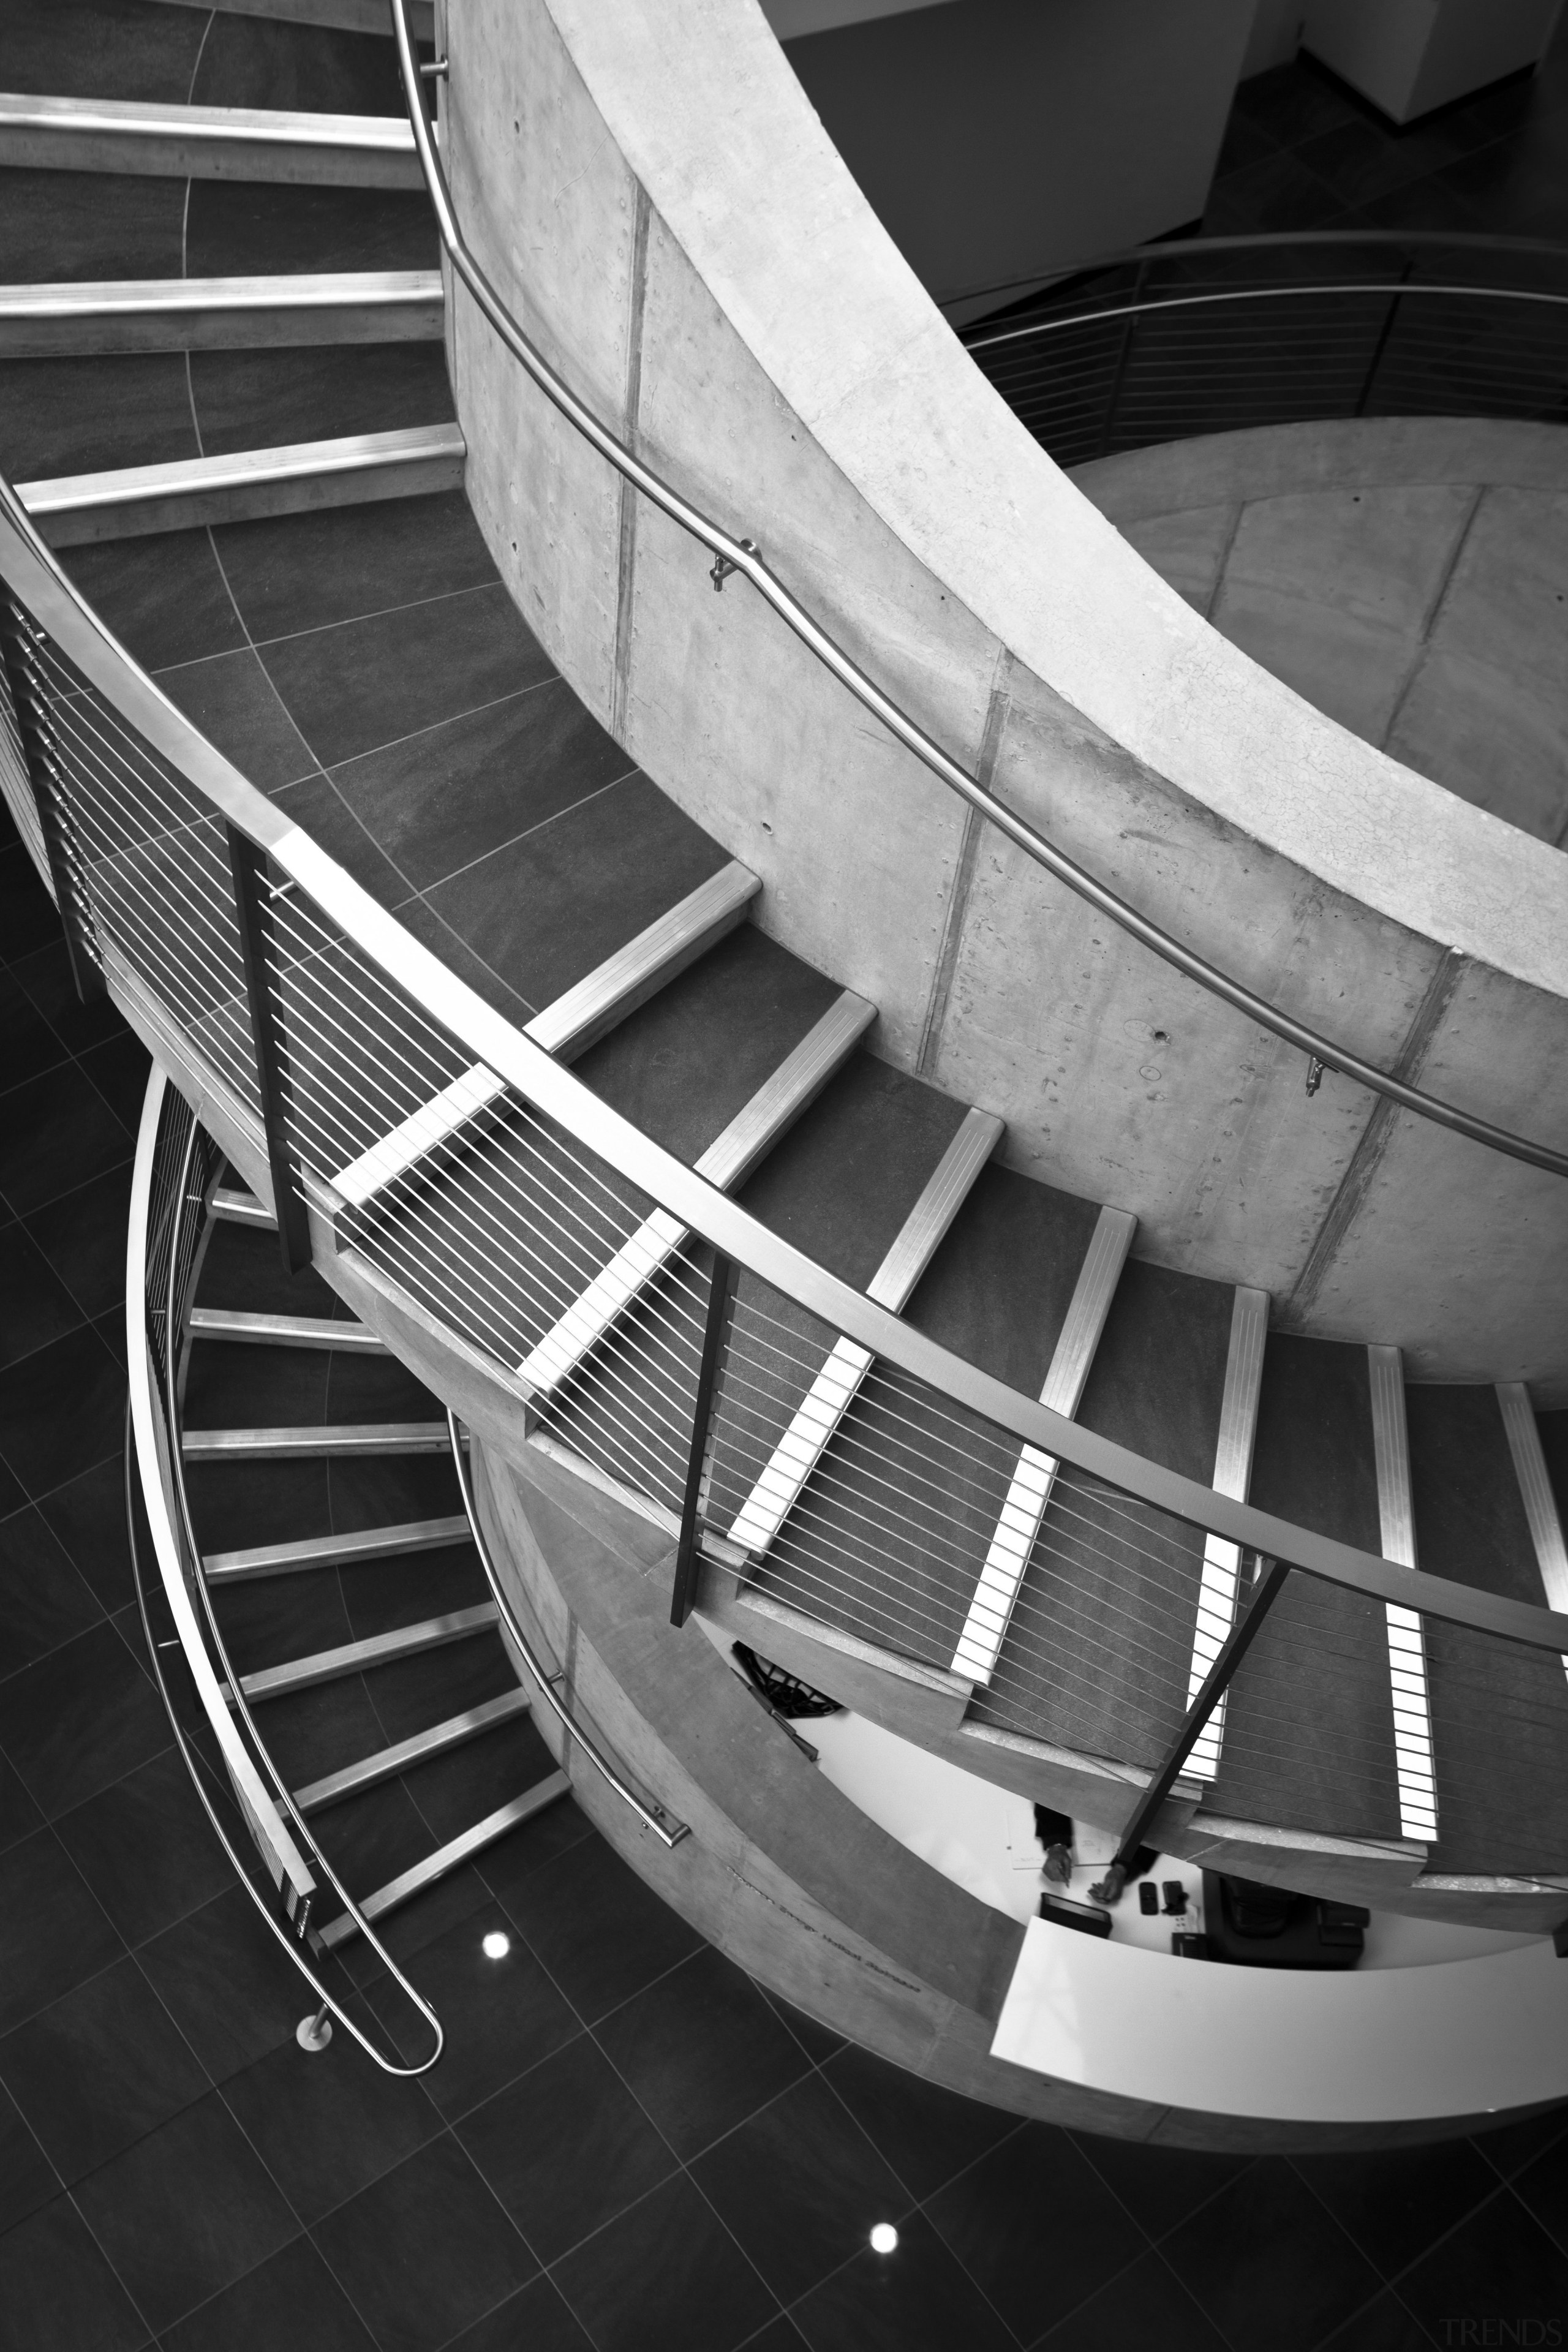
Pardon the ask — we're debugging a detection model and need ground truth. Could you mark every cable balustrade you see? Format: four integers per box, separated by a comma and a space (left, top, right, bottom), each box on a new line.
9, 468, 1568, 1872
959, 231, 1568, 466
383, 1, 1568, 1186
3, 346, 1567, 1875
126, 1071, 446, 2074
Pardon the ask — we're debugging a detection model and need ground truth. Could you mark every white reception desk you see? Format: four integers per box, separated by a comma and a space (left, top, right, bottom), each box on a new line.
993, 1919, 1568, 2125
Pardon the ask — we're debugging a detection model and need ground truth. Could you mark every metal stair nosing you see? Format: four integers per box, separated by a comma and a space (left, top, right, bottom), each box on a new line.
328, 861, 763, 1215
0, 271, 444, 358
183, 1420, 452, 1462
1181, 1286, 1270, 1784
237, 1601, 499, 1700
316, 1772, 572, 1948
0, 92, 422, 190
211, 1186, 275, 1229
1368, 1345, 1438, 1847
293, 1686, 533, 1814
187, 1307, 386, 1354
1497, 1382, 1568, 1647
726, 1106, 1006, 1558
203, 1513, 470, 1583
17, 424, 466, 548
949, 1203, 1139, 1684
138, 0, 434, 40
518, 988, 877, 1396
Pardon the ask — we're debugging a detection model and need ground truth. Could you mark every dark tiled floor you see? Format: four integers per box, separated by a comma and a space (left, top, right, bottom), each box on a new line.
2, 9, 1568, 2348
0, 859, 1561, 2348
1204, 29, 1568, 240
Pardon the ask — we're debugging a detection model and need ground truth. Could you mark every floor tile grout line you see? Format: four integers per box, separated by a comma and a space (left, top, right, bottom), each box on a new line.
1359, 2169, 1557, 2312
243, 573, 514, 659
1070, 2130, 1259, 2258
390, 753, 643, 907
1307, 2272, 1444, 2351
0, 1438, 126, 1525
421, 1898, 795, 2337
311, 666, 562, 781
1028, 2238, 1234, 2352
9, 1147, 137, 1229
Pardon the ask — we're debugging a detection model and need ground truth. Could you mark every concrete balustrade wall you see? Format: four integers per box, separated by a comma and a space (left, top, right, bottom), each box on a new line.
440, 0, 1568, 1390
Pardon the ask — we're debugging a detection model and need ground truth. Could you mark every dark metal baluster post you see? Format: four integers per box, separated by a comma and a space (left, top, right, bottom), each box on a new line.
226, 822, 312, 1275
1091, 1553, 1291, 1901
1355, 252, 1414, 417
0, 602, 105, 1001
1096, 256, 1148, 458
671, 1251, 737, 1627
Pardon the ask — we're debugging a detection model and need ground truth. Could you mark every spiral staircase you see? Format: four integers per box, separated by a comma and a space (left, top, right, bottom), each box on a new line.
3, 0, 1568, 2139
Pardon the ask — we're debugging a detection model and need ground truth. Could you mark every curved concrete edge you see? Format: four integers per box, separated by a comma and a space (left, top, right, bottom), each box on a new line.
1070, 415, 1568, 525
467, 1414, 1567, 2148
443, 1, 1568, 1385
544, 0, 1568, 1005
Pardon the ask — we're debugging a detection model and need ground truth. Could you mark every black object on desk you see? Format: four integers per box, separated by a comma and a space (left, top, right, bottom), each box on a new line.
1202, 1872, 1368, 1969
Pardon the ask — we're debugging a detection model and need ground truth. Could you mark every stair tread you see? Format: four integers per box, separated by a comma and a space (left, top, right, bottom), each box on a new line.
316, 1773, 572, 1948
0, 91, 415, 146
188, 1307, 385, 1351
293, 1686, 532, 1814
184, 1421, 451, 1459
520, 989, 875, 1395
0, 268, 438, 312
728, 1106, 1005, 1558
204, 1513, 470, 1580
19, 422, 464, 518
238, 1602, 499, 1698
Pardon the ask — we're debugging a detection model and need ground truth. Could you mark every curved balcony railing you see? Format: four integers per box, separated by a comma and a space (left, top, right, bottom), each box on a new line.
959, 230, 1568, 469
386, 2, 1566, 1185
126, 1068, 445, 2075
4, 442, 1567, 1879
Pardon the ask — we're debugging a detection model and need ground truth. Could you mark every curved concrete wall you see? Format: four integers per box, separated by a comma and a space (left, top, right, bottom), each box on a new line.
1074, 419, 1568, 851
440, 0, 1568, 1387
470, 1423, 1556, 2147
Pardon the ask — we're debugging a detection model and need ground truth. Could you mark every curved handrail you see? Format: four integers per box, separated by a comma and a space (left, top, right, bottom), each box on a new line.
966, 274, 1568, 355
126, 1068, 443, 2075
946, 225, 1568, 317
446, 1411, 690, 1849
388, 0, 1568, 1183
9, 472, 1560, 1662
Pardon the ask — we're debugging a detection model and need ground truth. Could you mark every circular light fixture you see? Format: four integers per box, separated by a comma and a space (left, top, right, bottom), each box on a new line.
869, 2223, 899, 2256
481, 1930, 511, 1960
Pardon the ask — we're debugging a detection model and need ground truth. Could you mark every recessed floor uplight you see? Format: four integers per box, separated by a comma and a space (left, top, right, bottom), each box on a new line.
481, 1930, 511, 1960
869, 2223, 899, 2255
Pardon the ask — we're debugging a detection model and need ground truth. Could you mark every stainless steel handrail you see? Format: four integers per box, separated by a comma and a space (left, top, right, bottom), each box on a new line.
447, 1411, 690, 1849
126, 1069, 443, 2074
967, 276, 1568, 355
6, 465, 1567, 1661
944, 225, 1568, 317
388, 0, 1568, 1184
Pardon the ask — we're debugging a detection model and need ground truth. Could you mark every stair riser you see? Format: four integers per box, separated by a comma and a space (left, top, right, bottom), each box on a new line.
24, 451, 464, 549
240, 1609, 497, 1700
0, 304, 442, 360
153, 0, 434, 34
184, 1430, 450, 1462
294, 1689, 533, 1814
204, 1517, 471, 1583
0, 128, 421, 190
188, 1313, 386, 1353
317, 1773, 573, 1947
